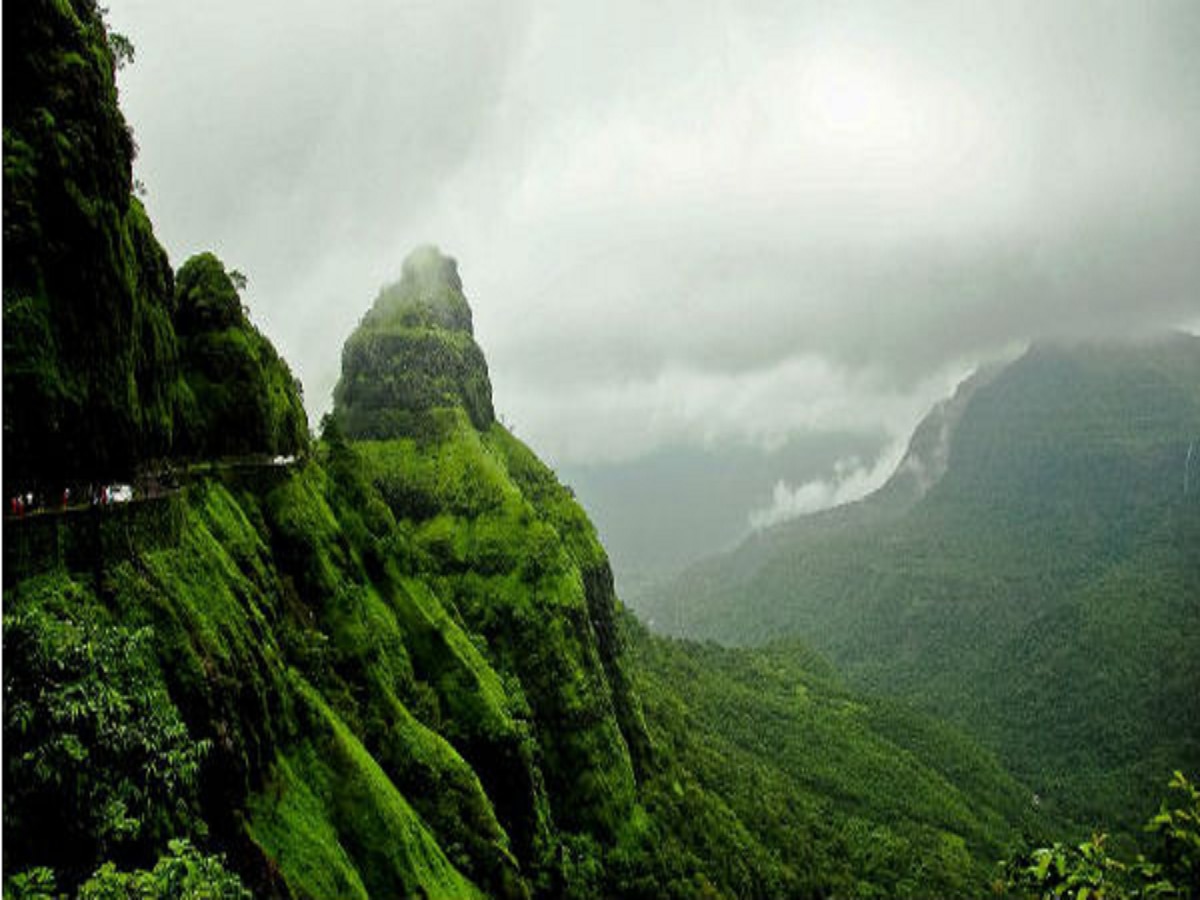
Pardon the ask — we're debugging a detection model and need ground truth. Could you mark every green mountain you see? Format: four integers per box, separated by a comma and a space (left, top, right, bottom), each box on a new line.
624, 618, 1042, 898
641, 336, 1200, 836
4, 2, 1053, 897
3, 0, 180, 491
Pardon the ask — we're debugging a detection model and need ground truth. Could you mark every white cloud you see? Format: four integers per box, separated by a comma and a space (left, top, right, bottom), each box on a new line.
748, 441, 906, 529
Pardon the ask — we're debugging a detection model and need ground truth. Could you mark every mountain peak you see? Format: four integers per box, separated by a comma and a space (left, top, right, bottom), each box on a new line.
362, 244, 474, 336
333, 245, 494, 438
402, 244, 464, 294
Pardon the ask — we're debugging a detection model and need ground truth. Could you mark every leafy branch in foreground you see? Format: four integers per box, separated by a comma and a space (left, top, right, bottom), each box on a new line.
1005, 772, 1200, 899
5, 839, 251, 900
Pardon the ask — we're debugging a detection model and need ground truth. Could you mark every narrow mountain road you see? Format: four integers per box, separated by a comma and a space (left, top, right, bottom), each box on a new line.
4, 454, 303, 521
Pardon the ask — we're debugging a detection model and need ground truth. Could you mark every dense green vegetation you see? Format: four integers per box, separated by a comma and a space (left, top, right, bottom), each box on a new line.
2, 419, 1041, 898
624, 618, 1041, 897
6, 2, 1179, 897
643, 337, 1200, 839
173, 252, 308, 459
8, 840, 251, 900
1, 368, 1044, 897
4, 596, 209, 883
2, 0, 308, 497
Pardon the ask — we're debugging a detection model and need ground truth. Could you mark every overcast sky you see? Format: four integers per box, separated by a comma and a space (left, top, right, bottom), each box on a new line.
108, 0, 1200, 569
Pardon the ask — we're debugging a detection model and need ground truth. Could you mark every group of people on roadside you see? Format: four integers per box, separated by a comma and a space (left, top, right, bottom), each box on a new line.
8, 489, 72, 517
6, 484, 133, 518
9, 492, 36, 517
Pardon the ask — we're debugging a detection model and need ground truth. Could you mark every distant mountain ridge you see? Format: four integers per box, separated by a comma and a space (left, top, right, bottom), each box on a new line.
640, 334, 1200, 833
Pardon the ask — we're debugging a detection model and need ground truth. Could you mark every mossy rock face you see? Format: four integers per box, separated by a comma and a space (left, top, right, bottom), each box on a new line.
173, 252, 309, 459
2, 1, 310, 488
333, 246, 495, 437
3, 0, 180, 492
331, 247, 648, 843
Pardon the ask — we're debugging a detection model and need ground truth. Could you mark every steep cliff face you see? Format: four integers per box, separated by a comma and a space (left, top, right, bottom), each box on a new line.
3, 248, 654, 898
0, 3, 640, 892
3, 0, 180, 491
2, 1, 312, 492
874, 361, 1003, 509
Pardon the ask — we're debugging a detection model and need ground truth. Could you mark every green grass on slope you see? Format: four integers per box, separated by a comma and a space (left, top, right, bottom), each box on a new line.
6, 365, 1058, 898
5, 473, 525, 898
4, 441, 1047, 898
350, 411, 641, 841
248, 675, 480, 900
246, 754, 370, 900
269, 456, 546, 842
252, 463, 534, 894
